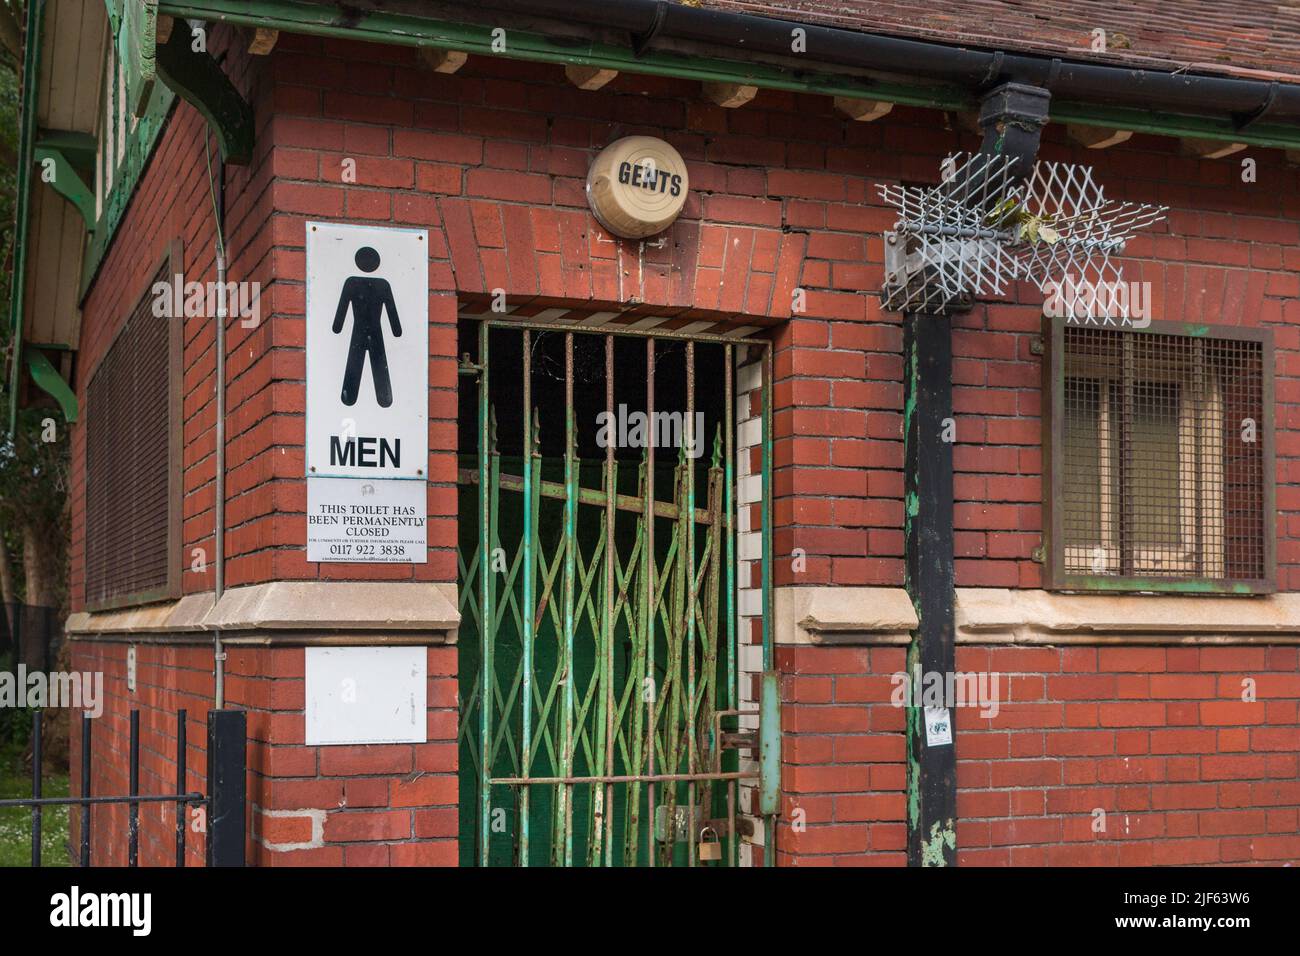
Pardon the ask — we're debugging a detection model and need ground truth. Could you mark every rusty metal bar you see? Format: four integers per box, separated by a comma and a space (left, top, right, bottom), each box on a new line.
455, 468, 714, 524
644, 336, 656, 868
494, 771, 758, 785
558, 330, 577, 867
520, 329, 534, 867
601, 334, 616, 866
485, 317, 756, 345
724, 345, 738, 867
477, 320, 494, 866
686, 340, 698, 866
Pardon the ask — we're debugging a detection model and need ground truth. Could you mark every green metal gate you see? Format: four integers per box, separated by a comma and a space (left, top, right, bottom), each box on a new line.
456, 321, 773, 866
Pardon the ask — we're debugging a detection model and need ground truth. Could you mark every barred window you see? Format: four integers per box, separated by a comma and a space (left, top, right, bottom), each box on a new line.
1047, 321, 1274, 592
84, 256, 182, 608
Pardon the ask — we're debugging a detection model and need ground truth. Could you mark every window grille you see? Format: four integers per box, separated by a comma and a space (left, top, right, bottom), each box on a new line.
1047, 321, 1274, 592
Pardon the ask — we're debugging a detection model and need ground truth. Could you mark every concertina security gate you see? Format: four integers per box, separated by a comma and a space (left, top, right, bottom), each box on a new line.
456, 321, 775, 866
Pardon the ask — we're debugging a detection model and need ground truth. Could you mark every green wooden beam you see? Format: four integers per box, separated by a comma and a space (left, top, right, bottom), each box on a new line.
81, 82, 177, 296
36, 128, 98, 164
158, 0, 1300, 149
1050, 100, 1291, 150
121, 0, 161, 117
155, 17, 253, 163
34, 145, 97, 227
103, 0, 124, 34
25, 349, 79, 424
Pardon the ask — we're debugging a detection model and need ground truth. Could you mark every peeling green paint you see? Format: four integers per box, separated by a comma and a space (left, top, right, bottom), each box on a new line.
920, 818, 956, 867
905, 641, 922, 828
1060, 574, 1257, 594
80, 84, 176, 294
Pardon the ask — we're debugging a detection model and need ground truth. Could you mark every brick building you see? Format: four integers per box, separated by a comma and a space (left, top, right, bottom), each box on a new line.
8, 0, 1300, 866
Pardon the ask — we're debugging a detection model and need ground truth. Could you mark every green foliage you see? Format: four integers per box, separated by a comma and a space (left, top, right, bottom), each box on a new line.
983, 195, 1061, 245
0, 737, 71, 867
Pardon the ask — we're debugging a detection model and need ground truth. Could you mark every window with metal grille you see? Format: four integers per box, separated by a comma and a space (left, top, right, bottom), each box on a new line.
1046, 320, 1274, 592
85, 258, 182, 608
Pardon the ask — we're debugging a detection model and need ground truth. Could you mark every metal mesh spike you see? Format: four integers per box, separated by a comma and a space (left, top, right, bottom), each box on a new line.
880, 152, 1167, 315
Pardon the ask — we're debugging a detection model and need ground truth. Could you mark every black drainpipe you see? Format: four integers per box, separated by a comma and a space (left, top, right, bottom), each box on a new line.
902, 82, 1050, 867
470, 0, 1299, 124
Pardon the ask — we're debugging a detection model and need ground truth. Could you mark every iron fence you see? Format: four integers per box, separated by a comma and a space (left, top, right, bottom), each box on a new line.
0, 707, 246, 867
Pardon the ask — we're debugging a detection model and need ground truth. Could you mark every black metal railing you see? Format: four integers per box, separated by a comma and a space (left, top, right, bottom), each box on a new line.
0, 707, 246, 867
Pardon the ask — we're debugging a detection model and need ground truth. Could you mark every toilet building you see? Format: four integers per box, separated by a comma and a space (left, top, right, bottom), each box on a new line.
8, 0, 1300, 866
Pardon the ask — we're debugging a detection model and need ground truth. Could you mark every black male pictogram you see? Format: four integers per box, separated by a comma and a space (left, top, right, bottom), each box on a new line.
332, 246, 402, 407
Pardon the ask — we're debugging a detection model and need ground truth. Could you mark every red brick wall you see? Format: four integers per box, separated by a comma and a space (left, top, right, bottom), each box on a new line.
254, 33, 912, 591
955, 644, 1300, 865
775, 645, 908, 866
775, 642, 1300, 867
69, 641, 458, 866
951, 136, 1300, 590
63, 28, 1300, 867
70, 31, 277, 614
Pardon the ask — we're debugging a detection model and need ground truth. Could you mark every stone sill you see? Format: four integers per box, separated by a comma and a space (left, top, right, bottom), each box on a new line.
957, 588, 1300, 644
774, 587, 917, 645
66, 581, 460, 646
771, 586, 1300, 647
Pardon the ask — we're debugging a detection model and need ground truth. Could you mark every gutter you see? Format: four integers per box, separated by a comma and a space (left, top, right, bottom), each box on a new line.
161, 0, 1300, 149
485, 0, 1300, 123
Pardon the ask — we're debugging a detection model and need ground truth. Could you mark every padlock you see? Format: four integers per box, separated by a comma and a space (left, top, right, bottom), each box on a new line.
698, 825, 722, 862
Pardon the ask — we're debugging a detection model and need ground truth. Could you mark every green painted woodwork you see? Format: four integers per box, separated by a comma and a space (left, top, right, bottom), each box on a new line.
33, 145, 97, 227
35, 128, 97, 164
80, 80, 176, 294
122, 0, 160, 118
103, 0, 124, 34
155, 19, 253, 164
25, 350, 79, 424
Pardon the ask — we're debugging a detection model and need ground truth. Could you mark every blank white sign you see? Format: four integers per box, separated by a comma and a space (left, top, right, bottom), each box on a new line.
305, 646, 427, 746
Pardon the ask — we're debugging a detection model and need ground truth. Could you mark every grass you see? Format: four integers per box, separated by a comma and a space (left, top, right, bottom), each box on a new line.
0, 734, 70, 867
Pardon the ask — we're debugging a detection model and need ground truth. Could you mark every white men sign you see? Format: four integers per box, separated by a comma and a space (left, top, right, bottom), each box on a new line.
305, 222, 428, 479
305, 222, 428, 564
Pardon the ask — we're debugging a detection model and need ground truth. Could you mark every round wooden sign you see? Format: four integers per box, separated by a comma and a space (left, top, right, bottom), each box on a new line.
585, 136, 689, 239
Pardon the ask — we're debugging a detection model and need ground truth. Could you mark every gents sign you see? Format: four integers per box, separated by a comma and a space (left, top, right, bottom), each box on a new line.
585, 136, 689, 239
306, 222, 428, 479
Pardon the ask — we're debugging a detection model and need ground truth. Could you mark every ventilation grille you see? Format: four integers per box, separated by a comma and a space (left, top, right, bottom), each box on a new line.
85, 266, 173, 606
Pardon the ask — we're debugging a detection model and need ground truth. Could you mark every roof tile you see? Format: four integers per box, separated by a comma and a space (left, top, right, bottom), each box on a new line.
701, 1, 1300, 79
